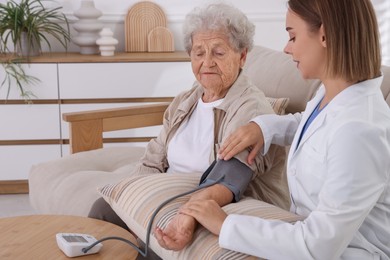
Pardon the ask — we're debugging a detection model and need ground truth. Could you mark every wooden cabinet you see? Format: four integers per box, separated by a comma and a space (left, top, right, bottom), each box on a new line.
0, 52, 193, 193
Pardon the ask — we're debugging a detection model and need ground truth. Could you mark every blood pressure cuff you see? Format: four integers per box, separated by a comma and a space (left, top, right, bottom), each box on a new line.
199, 158, 253, 202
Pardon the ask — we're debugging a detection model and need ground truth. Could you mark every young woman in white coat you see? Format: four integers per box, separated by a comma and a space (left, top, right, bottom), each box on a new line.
179, 0, 390, 259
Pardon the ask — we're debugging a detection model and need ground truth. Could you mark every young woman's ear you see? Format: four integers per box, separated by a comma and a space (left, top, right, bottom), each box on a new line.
319, 24, 326, 47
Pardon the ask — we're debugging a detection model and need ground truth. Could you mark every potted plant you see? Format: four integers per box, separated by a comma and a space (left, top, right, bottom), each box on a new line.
0, 0, 71, 101
0, 0, 71, 56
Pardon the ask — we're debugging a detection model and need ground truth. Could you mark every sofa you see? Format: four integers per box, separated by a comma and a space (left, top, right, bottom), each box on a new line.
29, 45, 390, 259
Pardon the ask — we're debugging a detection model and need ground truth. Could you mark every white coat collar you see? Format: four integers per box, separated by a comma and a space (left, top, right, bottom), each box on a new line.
290, 75, 384, 158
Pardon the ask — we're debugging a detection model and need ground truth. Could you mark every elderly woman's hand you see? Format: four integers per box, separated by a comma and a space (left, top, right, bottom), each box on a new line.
179, 199, 227, 236
154, 213, 197, 251
218, 122, 264, 165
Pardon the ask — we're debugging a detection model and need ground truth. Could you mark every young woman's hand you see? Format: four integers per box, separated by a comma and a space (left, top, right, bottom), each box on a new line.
218, 122, 264, 165
179, 199, 227, 235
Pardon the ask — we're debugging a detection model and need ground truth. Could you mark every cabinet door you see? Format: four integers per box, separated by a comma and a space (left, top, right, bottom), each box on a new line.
0, 64, 58, 100
0, 104, 61, 181
0, 104, 60, 140
58, 62, 195, 98
0, 64, 60, 181
0, 145, 61, 180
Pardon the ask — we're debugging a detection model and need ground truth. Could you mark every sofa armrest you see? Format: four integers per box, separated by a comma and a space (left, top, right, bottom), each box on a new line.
62, 102, 170, 154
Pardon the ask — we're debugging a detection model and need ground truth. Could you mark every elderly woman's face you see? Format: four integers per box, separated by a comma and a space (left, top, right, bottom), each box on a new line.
190, 31, 246, 100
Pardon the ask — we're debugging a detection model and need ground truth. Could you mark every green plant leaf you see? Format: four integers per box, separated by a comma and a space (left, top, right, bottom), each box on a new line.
0, 0, 71, 101
0, 0, 70, 56
1, 59, 40, 102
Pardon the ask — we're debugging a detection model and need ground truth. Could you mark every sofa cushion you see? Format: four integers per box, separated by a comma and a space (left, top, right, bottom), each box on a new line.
381, 65, 390, 106
266, 96, 289, 115
29, 146, 146, 216
244, 46, 321, 114
99, 173, 303, 260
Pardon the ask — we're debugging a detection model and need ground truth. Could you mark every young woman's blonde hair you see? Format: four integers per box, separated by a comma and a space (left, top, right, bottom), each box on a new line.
288, 0, 382, 82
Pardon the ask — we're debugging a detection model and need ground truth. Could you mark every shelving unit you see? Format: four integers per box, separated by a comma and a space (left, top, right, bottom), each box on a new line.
0, 52, 193, 193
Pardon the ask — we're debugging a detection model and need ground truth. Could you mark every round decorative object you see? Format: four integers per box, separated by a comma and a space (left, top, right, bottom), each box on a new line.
96, 28, 118, 56
148, 26, 174, 52
125, 1, 167, 52
72, 0, 103, 54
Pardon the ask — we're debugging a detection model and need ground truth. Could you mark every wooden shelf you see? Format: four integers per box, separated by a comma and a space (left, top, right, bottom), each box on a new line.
1, 51, 190, 63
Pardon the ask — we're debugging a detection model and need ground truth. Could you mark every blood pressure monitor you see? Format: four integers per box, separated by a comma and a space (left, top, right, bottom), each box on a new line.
56, 233, 102, 257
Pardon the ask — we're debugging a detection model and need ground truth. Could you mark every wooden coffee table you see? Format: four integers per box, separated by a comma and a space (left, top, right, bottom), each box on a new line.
0, 215, 138, 259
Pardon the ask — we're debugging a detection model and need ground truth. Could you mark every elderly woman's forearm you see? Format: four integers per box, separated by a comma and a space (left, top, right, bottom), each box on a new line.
189, 184, 234, 206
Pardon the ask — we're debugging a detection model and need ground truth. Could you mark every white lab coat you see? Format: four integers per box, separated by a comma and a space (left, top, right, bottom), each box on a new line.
219, 76, 390, 260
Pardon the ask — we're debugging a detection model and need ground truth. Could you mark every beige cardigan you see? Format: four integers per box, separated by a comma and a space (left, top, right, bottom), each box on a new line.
132, 73, 290, 209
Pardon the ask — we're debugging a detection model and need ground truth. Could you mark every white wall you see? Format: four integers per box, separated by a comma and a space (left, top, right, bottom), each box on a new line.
66, 0, 390, 65
0, 0, 288, 52
1, 0, 389, 64
58, 0, 288, 52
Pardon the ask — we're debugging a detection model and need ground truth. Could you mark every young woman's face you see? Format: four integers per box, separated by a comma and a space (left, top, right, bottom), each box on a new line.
284, 9, 327, 80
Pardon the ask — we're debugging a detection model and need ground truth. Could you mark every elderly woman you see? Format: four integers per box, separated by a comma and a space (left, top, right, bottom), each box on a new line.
89, 2, 289, 251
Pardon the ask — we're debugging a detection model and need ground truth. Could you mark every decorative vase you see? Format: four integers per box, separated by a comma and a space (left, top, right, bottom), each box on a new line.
96, 28, 118, 56
72, 0, 103, 55
17, 32, 40, 57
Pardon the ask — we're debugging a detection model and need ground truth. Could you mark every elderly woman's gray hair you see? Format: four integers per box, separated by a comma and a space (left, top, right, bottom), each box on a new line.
183, 3, 255, 53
